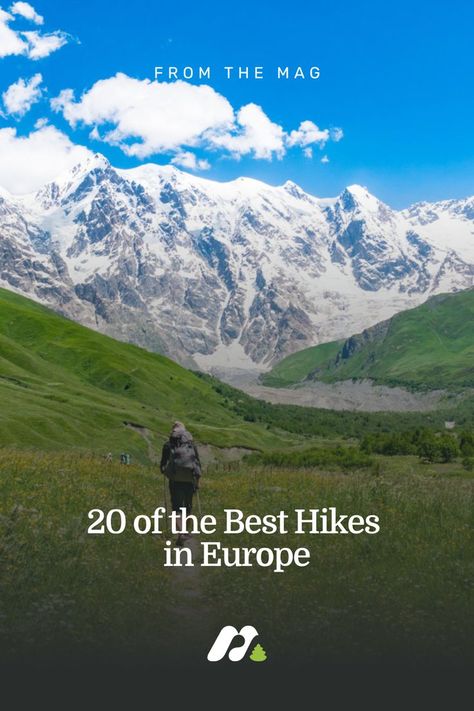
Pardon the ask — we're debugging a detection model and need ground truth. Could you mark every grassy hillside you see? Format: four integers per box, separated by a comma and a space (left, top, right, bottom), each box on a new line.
262, 339, 343, 387
0, 288, 293, 458
2, 287, 472, 462
263, 289, 474, 390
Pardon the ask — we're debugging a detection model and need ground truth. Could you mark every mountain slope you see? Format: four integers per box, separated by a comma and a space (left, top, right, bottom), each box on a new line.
0, 287, 288, 458
262, 339, 344, 387
263, 289, 474, 390
1, 155, 473, 370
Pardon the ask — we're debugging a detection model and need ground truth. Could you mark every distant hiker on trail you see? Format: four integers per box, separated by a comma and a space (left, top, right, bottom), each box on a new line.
160, 422, 201, 537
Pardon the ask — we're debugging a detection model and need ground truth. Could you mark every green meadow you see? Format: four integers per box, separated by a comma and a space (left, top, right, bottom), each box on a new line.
0, 450, 472, 666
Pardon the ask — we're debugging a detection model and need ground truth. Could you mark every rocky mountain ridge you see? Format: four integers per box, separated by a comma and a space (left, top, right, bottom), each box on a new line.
0, 153, 473, 370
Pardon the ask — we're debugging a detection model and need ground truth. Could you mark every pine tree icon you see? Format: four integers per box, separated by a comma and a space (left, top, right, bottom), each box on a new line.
249, 643, 267, 662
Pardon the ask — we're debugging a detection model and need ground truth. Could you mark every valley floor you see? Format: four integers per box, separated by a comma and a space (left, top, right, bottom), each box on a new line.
210, 368, 458, 412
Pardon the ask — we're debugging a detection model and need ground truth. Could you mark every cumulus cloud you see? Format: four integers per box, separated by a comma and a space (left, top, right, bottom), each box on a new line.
2, 72, 42, 116
287, 120, 330, 149
0, 125, 92, 193
0, 5, 69, 59
10, 1, 43, 24
52, 75, 235, 159
210, 102, 285, 160
321, 155, 330, 164
171, 151, 210, 171
0, 7, 25, 56
331, 127, 344, 142
52, 73, 343, 167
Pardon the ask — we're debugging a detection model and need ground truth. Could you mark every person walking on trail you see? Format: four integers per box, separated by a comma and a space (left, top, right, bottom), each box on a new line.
160, 421, 201, 541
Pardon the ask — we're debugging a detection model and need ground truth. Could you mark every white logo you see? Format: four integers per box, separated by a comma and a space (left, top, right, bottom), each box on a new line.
207, 625, 259, 662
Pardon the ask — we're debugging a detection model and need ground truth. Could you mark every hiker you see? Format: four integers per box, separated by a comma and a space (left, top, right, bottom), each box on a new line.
160, 421, 201, 539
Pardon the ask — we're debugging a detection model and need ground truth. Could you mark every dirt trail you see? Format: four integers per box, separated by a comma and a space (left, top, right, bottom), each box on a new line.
123, 422, 217, 656
171, 536, 211, 617
165, 533, 216, 659
124, 421, 160, 462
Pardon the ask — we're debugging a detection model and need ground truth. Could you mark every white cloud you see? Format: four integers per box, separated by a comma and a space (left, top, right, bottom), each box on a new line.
0, 125, 92, 193
52, 73, 343, 166
2, 72, 42, 116
287, 121, 343, 162
10, 1, 43, 24
0, 8, 25, 56
210, 102, 285, 160
171, 151, 210, 171
287, 120, 330, 148
52, 74, 235, 158
22, 29, 68, 59
0, 5, 69, 59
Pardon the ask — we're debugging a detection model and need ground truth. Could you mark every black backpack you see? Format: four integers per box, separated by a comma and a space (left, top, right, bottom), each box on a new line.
166, 431, 199, 482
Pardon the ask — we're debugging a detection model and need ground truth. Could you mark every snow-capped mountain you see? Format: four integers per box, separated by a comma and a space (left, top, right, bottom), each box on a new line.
0, 153, 473, 370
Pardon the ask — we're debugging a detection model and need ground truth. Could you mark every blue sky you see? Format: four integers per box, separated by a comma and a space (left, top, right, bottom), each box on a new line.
1, 0, 473, 207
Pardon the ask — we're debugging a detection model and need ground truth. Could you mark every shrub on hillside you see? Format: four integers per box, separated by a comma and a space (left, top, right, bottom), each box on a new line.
417, 432, 459, 463
437, 434, 460, 463
460, 430, 474, 457
245, 446, 374, 471
462, 456, 474, 471
361, 429, 426, 456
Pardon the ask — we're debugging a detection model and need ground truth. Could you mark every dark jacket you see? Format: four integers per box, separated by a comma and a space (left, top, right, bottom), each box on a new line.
160, 427, 201, 480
